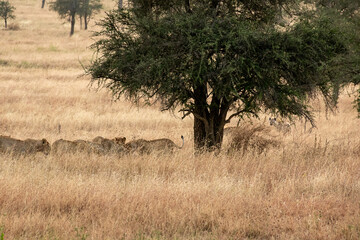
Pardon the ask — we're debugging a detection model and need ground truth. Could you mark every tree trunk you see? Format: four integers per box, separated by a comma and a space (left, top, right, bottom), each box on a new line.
118, 0, 123, 10
204, 112, 225, 151
4, 18, 7, 29
193, 114, 207, 153
79, 16, 82, 30
193, 112, 226, 153
41, 0, 45, 8
70, 13, 75, 36
192, 86, 229, 153
84, 14, 88, 30
193, 85, 208, 152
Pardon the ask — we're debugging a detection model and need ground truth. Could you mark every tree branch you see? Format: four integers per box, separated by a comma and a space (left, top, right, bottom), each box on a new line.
179, 108, 209, 126
192, 112, 208, 125
181, 111, 192, 119
225, 109, 255, 123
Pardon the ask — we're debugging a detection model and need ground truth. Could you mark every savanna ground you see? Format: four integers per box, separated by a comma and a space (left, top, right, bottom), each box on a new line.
0, 0, 360, 239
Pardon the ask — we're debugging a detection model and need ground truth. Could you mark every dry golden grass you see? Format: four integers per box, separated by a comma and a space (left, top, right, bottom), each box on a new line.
0, 0, 360, 239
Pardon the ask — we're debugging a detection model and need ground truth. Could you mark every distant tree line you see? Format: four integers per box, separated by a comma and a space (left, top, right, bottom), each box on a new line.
49, 0, 102, 36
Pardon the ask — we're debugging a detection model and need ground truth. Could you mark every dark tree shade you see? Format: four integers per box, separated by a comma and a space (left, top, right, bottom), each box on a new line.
86, 0, 359, 151
0, 0, 15, 29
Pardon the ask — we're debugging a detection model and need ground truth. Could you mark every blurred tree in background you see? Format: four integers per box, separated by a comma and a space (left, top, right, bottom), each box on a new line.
49, 0, 102, 35
0, 0, 15, 29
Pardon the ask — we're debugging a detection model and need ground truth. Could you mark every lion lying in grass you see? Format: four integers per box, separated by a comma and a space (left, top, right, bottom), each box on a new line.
125, 136, 184, 154
92, 136, 126, 154
52, 139, 105, 155
0, 135, 51, 155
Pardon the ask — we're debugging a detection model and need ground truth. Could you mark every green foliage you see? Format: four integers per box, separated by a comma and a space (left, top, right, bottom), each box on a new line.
311, 0, 360, 112
0, 0, 15, 28
87, 0, 359, 150
314, 0, 360, 18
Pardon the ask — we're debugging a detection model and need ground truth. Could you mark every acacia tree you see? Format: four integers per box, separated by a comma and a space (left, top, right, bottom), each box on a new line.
78, 0, 102, 30
0, 0, 15, 29
86, 0, 358, 151
49, 0, 79, 36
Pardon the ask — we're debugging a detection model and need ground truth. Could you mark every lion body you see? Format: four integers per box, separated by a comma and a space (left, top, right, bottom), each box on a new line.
92, 136, 126, 155
52, 139, 105, 155
125, 136, 184, 154
0, 136, 51, 155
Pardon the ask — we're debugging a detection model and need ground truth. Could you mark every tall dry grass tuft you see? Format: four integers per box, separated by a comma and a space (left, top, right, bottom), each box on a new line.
226, 124, 281, 155
0, 0, 360, 239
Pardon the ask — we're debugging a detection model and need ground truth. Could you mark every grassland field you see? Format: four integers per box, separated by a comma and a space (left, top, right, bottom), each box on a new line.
0, 0, 360, 239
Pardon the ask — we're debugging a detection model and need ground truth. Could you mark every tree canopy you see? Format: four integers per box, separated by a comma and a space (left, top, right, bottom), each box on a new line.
86, 0, 359, 151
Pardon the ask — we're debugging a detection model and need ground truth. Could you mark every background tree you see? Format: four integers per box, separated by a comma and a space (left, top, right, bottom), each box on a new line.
86, 0, 358, 152
0, 0, 15, 29
313, 0, 360, 114
78, 0, 102, 30
42, 0, 46, 8
324, 0, 360, 114
49, 0, 79, 36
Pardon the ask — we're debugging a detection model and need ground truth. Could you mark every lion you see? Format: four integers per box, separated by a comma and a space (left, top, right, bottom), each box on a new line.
113, 137, 126, 145
0, 135, 51, 155
125, 136, 184, 154
92, 136, 126, 155
52, 139, 105, 155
